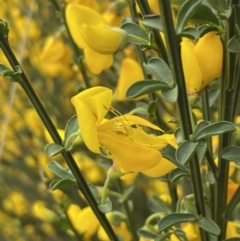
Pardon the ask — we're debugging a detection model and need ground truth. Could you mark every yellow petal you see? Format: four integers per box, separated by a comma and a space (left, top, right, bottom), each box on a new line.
181, 38, 202, 94
98, 131, 163, 172
65, 4, 106, 49
194, 31, 223, 86
142, 157, 176, 177
79, 24, 128, 54
84, 48, 113, 74
40, 36, 65, 62
75, 206, 99, 239
115, 58, 147, 101
98, 115, 164, 132
71, 87, 113, 152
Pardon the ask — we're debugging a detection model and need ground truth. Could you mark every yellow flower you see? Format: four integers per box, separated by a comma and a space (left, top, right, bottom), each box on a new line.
227, 221, 240, 238
71, 86, 168, 173
181, 31, 223, 95
115, 58, 147, 101
67, 205, 99, 239
66, 4, 128, 74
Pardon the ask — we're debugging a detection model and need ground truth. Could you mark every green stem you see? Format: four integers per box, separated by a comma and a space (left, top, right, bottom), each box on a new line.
135, 0, 168, 64
101, 177, 111, 204
216, 2, 238, 239
0, 33, 118, 241
115, 179, 139, 241
157, 1, 207, 241
127, 0, 169, 131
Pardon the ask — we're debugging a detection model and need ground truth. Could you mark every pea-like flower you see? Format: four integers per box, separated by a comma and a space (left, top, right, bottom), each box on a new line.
181, 31, 223, 95
71, 87, 171, 174
66, 4, 128, 74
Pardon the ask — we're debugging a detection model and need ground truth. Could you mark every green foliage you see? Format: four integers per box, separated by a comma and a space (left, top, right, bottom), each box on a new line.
176, 0, 202, 34
158, 213, 198, 232
121, 22, 149, 45
222, 146, 240, 162
198, 217, 221, 236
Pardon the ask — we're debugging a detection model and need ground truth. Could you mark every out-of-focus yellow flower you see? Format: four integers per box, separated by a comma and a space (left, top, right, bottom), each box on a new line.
227, 179, 239, 204
66, 4, 128, 74
32, 201, 57, 222
68, 205, 99, 239
71, 86, 168, 173
227, 221, 240, 238
97, 221, 132, 241
181, 32, 223, 95
3, 192, 28, 216
36, 36, 73, 77
114, 58, 147, 101
102, 0, 130, 26
171, 222, 200, 241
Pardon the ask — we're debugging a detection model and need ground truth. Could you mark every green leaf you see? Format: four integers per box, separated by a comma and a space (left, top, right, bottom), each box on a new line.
48, 161, 75, 179
45, 143, 65, 157
64, 115, 79, 140
178, 27, 199, 39
222, 146, 240, 162
128, 102, 148, 115
98, 198, 112, 213
198, 217, 220, 235
205, 171, 216, 184
143, 57, 174, 86
162, 84, 178, 103
126, 80, 172, 99
169, 168, 190, 183
196, 141, 207, 164
205, 0, 229, 12
121, 22, 149, 45
158, 213, 198, 232
176, 0, 202, 35
228, 35, 240, 53
118, 185, 134, 203
49, 178, 76, 190
198, 25, 219, 38
88, 183, 101, 201
190, 3, 220, 27
193, 121, 237, 141
137, 229, 158, 239
174, 128, 184, 144
155, 232, 173, 241
176, 141, 198, 165
142, 15, 163, 31
64, 132, 79, 151
183, 197, 198, 216
148, 196, 171, 213
194, 121, 210, 136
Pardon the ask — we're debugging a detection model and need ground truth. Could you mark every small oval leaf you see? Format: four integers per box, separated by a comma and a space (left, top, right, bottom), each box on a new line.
143, 57, 174, 86
48, 161, 75, 179
222, 146, 240, 162
176, 141, 198, 165
194, 121, 237, 141
45, 143, 65, 157
228, 35, 240, 53
158, 213, 197, 232
137, 229, 158, 239
98, 199, 112, 213
64, 115, 78, 140
121, 22, 149, 45
176, 0, 202, 34
126, 80, 172, 99
162, 84, 178, 103
50, 178, 76, 190
198, 217, 220, 235
142, 15, 163, 31
169, 168, 190, 183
